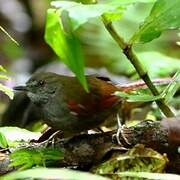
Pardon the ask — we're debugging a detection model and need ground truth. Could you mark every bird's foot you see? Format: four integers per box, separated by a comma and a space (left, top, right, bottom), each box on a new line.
115, 124, 131, 146
114, 113, 131, 147
38, 130, 62, 147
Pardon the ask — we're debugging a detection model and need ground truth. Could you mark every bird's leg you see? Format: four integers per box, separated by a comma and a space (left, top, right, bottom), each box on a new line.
39, 130, 62, 147
31, 127, 56, 143
115, 113, 131, 146
116, 113, 123, 145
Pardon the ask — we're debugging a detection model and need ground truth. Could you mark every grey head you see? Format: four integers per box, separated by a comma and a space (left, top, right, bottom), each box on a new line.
14, 72, 61, 106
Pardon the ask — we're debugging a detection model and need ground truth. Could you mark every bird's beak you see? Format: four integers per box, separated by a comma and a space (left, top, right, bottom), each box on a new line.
13, 86, 27, 91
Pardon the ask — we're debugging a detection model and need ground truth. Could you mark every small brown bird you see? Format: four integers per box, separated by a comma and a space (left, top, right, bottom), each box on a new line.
14, 72, 123, 137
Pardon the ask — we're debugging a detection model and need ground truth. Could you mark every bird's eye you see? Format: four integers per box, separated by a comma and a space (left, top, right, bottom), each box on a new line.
39, 80, 46, 86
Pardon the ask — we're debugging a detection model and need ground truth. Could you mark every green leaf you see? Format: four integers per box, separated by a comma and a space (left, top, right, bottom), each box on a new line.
115, 91, 162, 102
0, 74, 10, 80
118, 172, 180, 180
0, 65, 7, 72
0, 83, 14, 99
131, 0, 180, 43
161, 71, 180, 103
0, 67, 14, 99
9, 148, 64, 170
46, 1, 155, 90
0, 127, 41, 147
0, 26, 19, 46
92, 144, 168, 179
0, 132, 8, 148
103, 11, 123, 23
1, 168, 109, 180
51, 0, 156, 30
45, 9, 88, 91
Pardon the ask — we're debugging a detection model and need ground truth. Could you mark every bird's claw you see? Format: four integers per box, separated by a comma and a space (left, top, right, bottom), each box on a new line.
39, 130, 61, 147
114, 113, 131, 146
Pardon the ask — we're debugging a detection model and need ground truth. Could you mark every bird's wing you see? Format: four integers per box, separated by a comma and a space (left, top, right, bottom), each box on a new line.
66, 76, 120, 116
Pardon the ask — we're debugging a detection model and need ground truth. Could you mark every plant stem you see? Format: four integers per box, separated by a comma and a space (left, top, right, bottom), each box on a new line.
102, 17, 174, 117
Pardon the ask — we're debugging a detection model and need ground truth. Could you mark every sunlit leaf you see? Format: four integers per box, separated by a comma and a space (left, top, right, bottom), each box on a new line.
0, 132, 8, 148
0, 74, 10, 80
0, 83, 14, 99
2, 168, 109, 180
45, 9, 88, 91
46, 1, 156, 91
0, 65, 7, 72
131, 0, 180, 43
0, 127, 41, 147
51, 0, 156, 30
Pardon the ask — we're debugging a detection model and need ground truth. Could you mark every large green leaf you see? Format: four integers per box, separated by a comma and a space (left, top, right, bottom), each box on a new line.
2, 168, 109, 180
0, 127, 41, 147
131, 0, 180, 43
46, 1, 155, 90
45, 9, 88, 91
51, 0, 156, 30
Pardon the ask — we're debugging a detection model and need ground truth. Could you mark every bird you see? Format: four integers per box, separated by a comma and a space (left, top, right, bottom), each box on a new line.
13, 72, 124, 137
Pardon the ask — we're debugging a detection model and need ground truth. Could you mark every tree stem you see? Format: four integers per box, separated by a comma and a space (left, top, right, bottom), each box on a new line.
102, 17, 174, 117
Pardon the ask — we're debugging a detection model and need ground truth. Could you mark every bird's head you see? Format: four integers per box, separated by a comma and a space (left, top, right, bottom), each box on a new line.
14, 72, 61, 105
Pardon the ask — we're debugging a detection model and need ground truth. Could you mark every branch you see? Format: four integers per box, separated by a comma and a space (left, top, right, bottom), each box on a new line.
1, 117, 180, 174
101, 17, 174, 118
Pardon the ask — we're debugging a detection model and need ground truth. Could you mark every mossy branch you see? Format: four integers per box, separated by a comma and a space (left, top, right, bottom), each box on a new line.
102, 17, 174, 118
